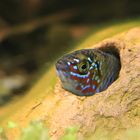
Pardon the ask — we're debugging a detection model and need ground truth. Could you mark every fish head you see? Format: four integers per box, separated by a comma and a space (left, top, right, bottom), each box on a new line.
55, 49, 102, 96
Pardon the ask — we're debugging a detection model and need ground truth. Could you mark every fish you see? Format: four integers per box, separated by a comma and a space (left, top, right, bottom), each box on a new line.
55, 49, 120, 96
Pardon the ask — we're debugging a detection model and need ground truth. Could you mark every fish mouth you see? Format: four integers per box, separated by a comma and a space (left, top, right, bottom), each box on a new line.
55, 59, 63, 70
56, 70, 67, 83
56, 68, 79, 95
55, 59, 70, 82
55, 59, 68, 71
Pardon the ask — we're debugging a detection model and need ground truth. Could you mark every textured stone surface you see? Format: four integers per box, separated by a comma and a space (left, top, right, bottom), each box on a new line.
1, 27, 140, 140
47, 28, 140, 139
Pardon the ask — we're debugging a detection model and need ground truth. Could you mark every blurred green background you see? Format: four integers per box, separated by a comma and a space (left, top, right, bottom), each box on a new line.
0, 0, 140, 105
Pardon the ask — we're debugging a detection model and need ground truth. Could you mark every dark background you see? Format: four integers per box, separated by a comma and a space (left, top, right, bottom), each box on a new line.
0, 0, 139, 24
0, 0, 140, 105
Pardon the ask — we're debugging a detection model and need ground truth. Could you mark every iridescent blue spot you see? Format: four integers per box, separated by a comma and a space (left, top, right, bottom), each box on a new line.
88, 57, 92, 63
67, 62, 71, 66
82, 85, 90, 91
91, 62, 95, 66
73, 66, 78, 70
92, 85, 96, 89
87, 78, 90, 83
96, 88, 100, 93
73, 58, 79, 62
94, 64, 97, 68
70, 71, 89, 78
89, 66, 93, 70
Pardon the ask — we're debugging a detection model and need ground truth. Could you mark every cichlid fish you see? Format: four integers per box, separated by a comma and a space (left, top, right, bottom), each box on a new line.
55, 49, 120, 96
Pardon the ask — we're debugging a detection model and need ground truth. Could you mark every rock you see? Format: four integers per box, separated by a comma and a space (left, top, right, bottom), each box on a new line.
1, 27, 140, 140
46, 28, 140, 139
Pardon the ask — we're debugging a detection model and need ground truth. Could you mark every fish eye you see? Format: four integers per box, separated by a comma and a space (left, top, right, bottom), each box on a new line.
78, 60, 90, 74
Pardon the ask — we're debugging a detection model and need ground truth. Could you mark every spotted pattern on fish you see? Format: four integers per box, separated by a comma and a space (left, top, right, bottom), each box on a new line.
55, 49, 120, 96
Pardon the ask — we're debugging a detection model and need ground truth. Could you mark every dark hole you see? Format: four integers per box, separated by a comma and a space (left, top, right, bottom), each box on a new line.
98, 43, 120, 60
98, 42, 121, 88
99, 42, 121, 71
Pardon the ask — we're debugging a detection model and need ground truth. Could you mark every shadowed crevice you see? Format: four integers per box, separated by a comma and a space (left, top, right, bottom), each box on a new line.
98, 41, 121, 80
